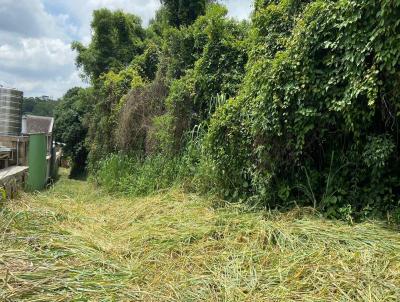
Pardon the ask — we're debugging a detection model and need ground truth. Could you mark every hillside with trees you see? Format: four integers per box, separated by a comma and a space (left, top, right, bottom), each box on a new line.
23, 96, 58, 117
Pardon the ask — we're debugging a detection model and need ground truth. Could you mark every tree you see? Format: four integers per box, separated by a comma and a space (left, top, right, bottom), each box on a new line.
72, 9, 146, 82
71, 9, 150, 170
161, 0, 209, 27
54, 87, 92, 178
163, 4, 248, 151
206, 0, 400, 218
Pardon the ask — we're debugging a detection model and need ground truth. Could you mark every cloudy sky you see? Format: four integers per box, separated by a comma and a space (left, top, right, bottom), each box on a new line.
0, 0, 253, 99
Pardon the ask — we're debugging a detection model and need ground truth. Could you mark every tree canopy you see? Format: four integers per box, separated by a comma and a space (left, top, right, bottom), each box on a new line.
161, 0, 209, 27
54, 87, 92, 177
72, 9, 146, 82
22, 97, 57, 117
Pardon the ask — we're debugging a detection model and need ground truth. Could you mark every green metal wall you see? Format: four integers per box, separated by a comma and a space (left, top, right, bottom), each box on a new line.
26, 134, 47, 191
50, 144, 59, 180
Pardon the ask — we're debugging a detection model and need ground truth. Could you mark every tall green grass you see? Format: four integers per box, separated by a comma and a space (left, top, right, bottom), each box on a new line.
94, 153, 184, 196
93, 120, 220, 197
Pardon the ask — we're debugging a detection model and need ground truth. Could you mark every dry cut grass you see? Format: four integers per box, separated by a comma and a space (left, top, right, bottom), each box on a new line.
0, 169, 399, 301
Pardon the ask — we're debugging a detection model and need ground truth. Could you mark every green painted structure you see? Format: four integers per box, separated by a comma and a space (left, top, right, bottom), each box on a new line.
26, 133, 47, 191
50, 144, 58, 180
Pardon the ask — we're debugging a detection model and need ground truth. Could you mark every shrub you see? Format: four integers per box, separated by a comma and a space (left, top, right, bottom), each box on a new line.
116, 76, 168, 154
95, 153, 182, 196
162, 4, 249, 152
206, 0, 400, 218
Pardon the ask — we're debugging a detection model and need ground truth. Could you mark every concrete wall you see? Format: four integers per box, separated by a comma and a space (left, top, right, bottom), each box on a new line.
0, 166, 28, 199
0, 135, 29, 167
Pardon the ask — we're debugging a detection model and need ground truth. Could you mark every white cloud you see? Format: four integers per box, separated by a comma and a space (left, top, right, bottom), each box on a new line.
0, 0, 64, 38
0, 69, 85, 99
0, 0, 253, 98
0, 0, 78, 97
43, 0, 161, 43
0, 38, 74, 77
222, 0, 253, 20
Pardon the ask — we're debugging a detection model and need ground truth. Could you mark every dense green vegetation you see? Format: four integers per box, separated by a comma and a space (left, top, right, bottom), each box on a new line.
8, 1, 400, 298
55, 0, 400, 221
54, 88, 92, 177
207, 0, 400, 219
22, 96, 57, 117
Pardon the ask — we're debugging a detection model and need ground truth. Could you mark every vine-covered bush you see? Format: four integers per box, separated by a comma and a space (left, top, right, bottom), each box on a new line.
207, 0, 400, 218
116, 76, 168, 154
86, 66, 146, 171
161, 4, 249, 152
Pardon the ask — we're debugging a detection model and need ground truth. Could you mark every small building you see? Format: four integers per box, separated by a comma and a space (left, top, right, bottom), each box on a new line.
0, 87, 60, 196
22, 115, 54, 154
0, 87, 28, 169
22, 115, 55, 182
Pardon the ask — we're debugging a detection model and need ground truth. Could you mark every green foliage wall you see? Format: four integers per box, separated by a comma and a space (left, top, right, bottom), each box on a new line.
161, 4, 249, 152
206, 0, 400, 218
86, 66, 146, 170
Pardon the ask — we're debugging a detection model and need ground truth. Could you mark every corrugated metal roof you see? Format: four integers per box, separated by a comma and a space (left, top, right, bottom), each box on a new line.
23, 115, 54, 135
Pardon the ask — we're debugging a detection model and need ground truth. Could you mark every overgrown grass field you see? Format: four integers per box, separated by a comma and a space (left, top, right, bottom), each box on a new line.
0, 169, 399, 301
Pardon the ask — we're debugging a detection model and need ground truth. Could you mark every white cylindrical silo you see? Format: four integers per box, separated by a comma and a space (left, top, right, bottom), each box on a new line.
0, 87, 23, 136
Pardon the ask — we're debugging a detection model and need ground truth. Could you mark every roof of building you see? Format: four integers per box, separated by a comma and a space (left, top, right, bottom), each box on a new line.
23, 115, 54, 135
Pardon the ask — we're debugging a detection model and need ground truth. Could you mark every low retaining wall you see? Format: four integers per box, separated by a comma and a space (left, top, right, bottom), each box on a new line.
0, 166, 29, 200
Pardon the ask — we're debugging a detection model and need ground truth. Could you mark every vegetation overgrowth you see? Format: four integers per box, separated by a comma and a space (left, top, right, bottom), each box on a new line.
1, 170, 399, 301
54, 0, 400, 221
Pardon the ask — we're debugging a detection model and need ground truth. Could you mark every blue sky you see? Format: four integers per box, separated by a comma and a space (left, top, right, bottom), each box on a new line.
0, 0, 253, 98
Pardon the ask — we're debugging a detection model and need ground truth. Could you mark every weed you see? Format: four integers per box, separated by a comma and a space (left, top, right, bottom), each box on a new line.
0, 169, 399, 301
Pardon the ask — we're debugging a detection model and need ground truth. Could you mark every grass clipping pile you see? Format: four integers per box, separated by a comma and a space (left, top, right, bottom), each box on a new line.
0, 170, 399, 301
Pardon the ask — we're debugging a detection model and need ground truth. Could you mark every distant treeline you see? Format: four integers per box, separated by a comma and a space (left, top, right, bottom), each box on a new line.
23, 97, 58, 117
